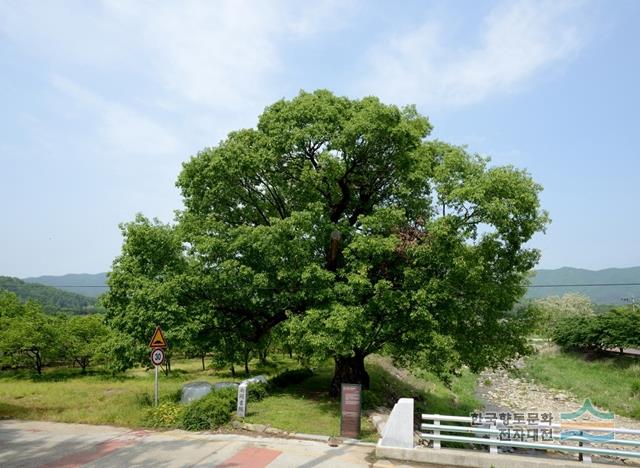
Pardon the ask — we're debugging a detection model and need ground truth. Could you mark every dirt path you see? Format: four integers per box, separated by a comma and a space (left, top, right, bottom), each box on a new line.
476, 357, 640, 465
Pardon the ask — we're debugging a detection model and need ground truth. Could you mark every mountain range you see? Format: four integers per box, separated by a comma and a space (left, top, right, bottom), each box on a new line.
525, 266, 640, 304
23, 272, 108, 298
0, 276, 97, 313
13, 267, 640, 305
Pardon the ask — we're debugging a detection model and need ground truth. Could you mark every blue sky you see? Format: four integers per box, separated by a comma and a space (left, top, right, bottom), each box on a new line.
1, 0, 639, 277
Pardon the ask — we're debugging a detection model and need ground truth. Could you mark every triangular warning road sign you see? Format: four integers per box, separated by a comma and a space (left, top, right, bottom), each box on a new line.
148, 326, 167, 348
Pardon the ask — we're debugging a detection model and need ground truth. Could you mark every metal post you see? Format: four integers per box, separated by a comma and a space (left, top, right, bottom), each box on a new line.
579, 432, 592, 463
490, 424, 498, 454
433, 418, 441, 449
154, 365, 159, 407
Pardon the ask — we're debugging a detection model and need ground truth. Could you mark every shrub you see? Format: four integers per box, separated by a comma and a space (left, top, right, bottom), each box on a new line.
146, 402, 183, 428
135, 392, 154, 407
247, 382, 268, 402
269, 368, 314, 388
552, 315, 600, 351
180, 389, 236, 431
631, 381, 640, 398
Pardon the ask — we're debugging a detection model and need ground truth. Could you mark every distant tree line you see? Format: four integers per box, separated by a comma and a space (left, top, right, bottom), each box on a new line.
0, 276, 99, 314
0, 290, 287, 376
0, 291, 133, 374
534, 293, 640, 354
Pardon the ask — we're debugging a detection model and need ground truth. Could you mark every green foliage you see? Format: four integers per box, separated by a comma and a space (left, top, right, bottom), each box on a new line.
95, 331, 142, 374
0, 294, 64, 373
105, 90, 549, 393
552, 314, 600, 351
269, 368, 314, 388
552, 306, 640, 352
145, 402, 184, 428
533, 293, 594, 336
598, 307, 640, 352
0, 276, 97, 314
63, 314, 111, 371
247, 382, 268, 402
101, 215, 190, 365
630, 380, 640, 398
180, 389, 236, 430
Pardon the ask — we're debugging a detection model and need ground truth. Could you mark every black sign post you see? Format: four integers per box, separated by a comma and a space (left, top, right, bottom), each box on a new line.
340, 383, 362, 438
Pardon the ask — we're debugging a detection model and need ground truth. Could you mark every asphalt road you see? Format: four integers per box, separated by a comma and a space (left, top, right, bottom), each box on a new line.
0, 420, 414, 467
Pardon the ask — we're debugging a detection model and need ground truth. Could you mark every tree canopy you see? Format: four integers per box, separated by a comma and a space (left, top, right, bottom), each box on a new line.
104, 90, 549, 394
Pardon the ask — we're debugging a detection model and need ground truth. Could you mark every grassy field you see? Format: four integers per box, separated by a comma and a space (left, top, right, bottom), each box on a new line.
519, 350, 640, 419
0, 354, 480, 441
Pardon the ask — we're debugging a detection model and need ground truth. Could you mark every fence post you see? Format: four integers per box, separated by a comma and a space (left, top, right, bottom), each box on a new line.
489, 424, 498, 454
433, 417, 441, 449
578, 431, 592, 463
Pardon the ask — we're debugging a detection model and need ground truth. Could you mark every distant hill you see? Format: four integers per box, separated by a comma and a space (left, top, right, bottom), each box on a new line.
23, 272, 108, 298
0, 276, 97, 313
526, 267, 640, 304
17, 266, 640, 306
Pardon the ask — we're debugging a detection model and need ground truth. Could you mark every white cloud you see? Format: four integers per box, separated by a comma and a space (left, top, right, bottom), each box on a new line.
100, 0, 283, 110
0, 0, 358, 150
50, 75, 180, 158
359, 0, 589, 107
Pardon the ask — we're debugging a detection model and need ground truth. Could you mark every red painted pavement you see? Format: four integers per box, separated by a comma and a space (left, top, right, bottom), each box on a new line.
218, 447, 282, 468
41, 439, 135, 468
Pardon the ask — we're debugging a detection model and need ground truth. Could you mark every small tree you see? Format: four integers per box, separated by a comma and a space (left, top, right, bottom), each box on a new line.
64, 314, 111, 372
535, 293, 594, 336
0, 297, 62, 374
598, 307, 640, 354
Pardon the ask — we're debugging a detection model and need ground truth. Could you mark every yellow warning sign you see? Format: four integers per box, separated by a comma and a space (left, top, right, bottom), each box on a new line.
148, 326, 167, 348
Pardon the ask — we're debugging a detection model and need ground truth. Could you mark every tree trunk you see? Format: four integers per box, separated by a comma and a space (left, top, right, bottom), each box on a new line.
244, 352, 250, 375
620, 347, 624, 355
329, 352, 369, 397
230, 364, 236, 377
34, 351, 42, 375
201, 354, 206, 371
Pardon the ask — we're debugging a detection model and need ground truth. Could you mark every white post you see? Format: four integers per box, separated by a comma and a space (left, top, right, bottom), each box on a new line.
579, 433, 592, 463
154, 365, 159, 406
432, 417, 441, 449
489, 424, 498, 454
237, 382, 247, 417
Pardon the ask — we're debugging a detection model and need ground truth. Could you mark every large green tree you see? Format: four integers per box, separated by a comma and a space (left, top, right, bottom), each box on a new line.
105, 90, 548, 395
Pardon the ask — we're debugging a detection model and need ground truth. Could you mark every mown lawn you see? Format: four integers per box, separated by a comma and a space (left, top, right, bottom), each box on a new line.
520, 350, 640, 419
0, 354, 480, 441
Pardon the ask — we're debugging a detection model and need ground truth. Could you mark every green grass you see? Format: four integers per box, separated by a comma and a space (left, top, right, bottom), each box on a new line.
0, 354, 480, 442
243, 362, 379, 440
519, 350, 640, 419
0, 355, 295, 428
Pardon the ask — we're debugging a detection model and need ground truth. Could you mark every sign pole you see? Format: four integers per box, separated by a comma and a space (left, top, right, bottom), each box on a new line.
154, 364, 159, 406
148, 326, 167, 408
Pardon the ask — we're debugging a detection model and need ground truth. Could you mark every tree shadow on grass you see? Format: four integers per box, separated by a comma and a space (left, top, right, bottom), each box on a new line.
0, 368, 136, 383
0, 401, 31, 420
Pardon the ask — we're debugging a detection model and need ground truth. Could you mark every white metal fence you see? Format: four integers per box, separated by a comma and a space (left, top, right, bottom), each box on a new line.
421, 413, 640, 463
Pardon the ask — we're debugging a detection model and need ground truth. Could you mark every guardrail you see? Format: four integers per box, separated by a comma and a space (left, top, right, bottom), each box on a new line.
421, 413, 640, 463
